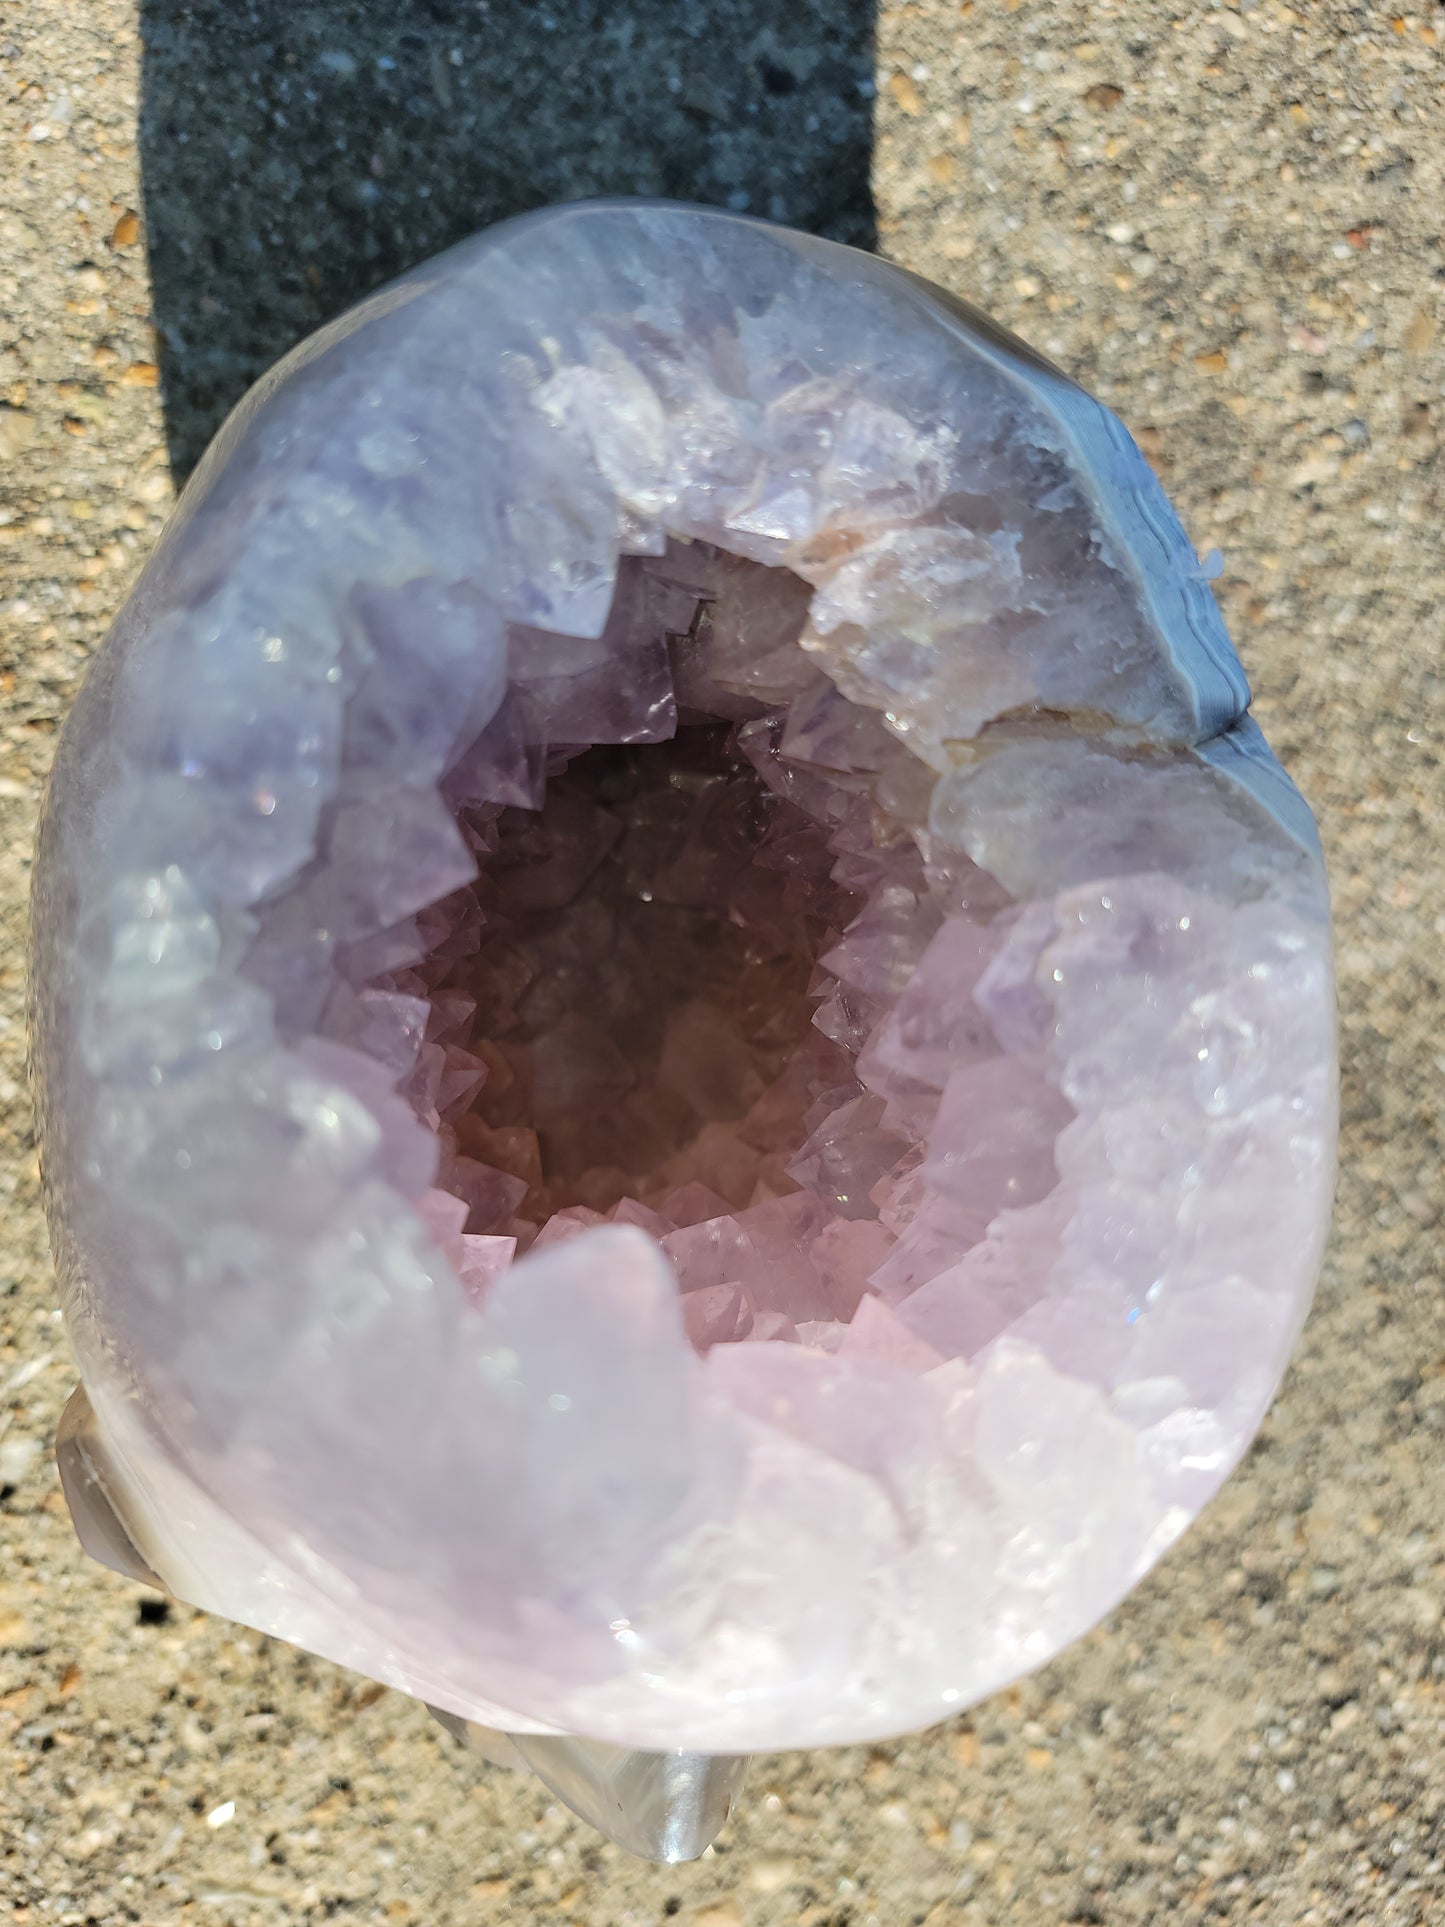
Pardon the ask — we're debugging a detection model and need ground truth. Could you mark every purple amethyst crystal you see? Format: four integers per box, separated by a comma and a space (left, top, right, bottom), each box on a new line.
29, 203, 1336, 1772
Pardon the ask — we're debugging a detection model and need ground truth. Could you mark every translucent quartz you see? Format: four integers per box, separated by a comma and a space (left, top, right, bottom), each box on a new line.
29, 203, 1336, 1755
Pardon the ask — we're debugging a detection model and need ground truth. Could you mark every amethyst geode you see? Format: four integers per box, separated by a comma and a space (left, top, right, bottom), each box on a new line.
30, 203, 1336, 1756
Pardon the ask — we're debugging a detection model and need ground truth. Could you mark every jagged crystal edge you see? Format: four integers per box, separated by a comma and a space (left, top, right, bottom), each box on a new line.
28, 201, 1336, 1752
882, 261, 1254, 749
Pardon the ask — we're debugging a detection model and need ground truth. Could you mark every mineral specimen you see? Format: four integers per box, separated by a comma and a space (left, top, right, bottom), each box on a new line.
29, 204, 1336, 1798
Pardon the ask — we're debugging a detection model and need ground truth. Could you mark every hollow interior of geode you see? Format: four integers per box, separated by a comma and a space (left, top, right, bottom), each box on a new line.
368, 537, 1051, 1356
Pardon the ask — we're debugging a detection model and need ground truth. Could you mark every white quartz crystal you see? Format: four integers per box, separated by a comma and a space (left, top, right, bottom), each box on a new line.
30, 203, 1335, 1754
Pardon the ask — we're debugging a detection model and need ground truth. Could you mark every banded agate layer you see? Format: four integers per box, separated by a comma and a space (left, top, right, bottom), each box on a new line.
29, 202, 1336, 1752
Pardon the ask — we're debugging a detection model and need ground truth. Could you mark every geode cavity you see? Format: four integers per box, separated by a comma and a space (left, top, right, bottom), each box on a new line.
29, 201, 1336, 1753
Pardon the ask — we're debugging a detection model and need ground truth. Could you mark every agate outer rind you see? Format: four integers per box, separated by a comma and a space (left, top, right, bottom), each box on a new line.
29, 200, 1337, 1754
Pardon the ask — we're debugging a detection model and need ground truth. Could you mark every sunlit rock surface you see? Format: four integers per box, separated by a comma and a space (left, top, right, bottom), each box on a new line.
29, 202, 1336, 1754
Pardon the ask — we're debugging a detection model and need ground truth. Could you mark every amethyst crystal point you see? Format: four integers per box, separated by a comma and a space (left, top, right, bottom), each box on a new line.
30, 204, 1336, 1795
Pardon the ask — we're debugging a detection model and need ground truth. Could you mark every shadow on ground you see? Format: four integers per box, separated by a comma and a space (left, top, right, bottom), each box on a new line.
138, 0, 878, 479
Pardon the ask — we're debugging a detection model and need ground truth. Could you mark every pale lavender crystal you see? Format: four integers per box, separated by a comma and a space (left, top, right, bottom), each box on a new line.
29, 202, 1335, 1756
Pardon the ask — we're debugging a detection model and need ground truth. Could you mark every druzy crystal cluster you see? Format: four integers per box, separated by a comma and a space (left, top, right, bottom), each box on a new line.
30, 203, 1336, 1758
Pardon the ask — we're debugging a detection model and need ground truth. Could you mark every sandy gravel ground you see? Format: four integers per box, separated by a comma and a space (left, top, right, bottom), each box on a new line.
1, 4, 1441, 1923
